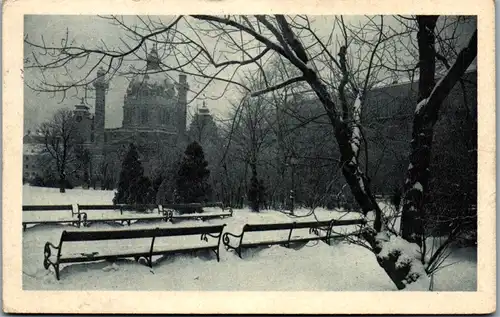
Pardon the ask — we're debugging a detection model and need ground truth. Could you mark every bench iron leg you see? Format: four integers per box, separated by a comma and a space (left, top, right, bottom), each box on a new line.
55, 263, 60, 280
286, 227, 294, 248
212, 248, 220, 262
44, 242, 61, 280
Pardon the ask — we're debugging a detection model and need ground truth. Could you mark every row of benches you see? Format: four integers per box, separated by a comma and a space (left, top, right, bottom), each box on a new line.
43, 218, 366, 280
23, 203, 233, 230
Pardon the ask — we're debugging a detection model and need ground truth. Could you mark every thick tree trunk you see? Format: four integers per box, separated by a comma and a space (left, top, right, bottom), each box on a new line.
401, 18, 478, 245
59, 173, 66, 193
303, 70, 382, 231
400, 16, 438, 245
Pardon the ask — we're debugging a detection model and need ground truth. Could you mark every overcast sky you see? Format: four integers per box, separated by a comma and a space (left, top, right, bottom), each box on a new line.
23, 15, 475, 133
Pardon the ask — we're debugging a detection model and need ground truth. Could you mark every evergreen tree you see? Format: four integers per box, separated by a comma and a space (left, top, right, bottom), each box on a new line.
113, 143, 144, 204
175, 141, 211, 212
156, 160, 180, 205
128, 176, 155, 206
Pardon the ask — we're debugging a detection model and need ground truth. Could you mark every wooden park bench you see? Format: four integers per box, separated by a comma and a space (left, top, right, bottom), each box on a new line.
161, 202, 233, 223
222, 218, 366, 258
22, 205, 83, 231
43, 224, 227, 280
78, 204, 159, 215
77, 204, 165, 227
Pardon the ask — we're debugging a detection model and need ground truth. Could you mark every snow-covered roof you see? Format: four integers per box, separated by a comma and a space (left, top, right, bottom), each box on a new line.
23, 143, 45, 156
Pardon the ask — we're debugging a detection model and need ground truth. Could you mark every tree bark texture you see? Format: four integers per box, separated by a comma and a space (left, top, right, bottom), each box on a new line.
401, 16, 477, 245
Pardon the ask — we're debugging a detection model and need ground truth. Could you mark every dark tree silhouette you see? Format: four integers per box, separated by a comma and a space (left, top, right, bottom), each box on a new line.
128, 175, 155, 205
113, 143, 144, 204
247, 167, 266, 212
175, 141, 211, 211
39, 109, 79, 193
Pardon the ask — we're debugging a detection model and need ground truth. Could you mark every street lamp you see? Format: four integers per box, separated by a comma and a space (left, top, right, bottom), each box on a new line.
289, 155, 299, 215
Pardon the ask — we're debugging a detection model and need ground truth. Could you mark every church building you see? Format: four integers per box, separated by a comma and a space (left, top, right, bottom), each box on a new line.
70, 47, 192, 187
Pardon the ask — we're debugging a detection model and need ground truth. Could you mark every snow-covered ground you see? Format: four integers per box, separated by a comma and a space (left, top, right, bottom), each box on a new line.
22, 185, 477, 291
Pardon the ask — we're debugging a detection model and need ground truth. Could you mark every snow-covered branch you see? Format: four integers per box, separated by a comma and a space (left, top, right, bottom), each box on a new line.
350, 93, 362, 160
250, 76, 305, 97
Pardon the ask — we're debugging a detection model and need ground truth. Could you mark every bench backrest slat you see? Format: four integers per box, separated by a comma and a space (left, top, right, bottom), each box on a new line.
62, 228, 158, 241
22, 205, 73, 211
330, 219, 366, 226
61, 225, 226, 242
244, 222, 296, 231
119, 204, 158, 210
244, 219, 366, 232
292, 220, 332, 229
154, 225, 226, 237
162, 202, 223, 209
78, 205, 120, 211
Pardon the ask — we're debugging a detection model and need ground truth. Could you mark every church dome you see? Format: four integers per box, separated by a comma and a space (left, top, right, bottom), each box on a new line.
128, 73, 175, 92
126, 46, 176, 97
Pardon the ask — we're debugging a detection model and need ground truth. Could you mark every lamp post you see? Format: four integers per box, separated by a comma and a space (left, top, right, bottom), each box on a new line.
289, 155, 299, 215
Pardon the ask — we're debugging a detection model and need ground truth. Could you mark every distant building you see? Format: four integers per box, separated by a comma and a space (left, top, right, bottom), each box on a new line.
361, 69, 477, 194
187, 101, 220, 145
88, 48, 190, 186
22, 130, 46, 181
86, 46, 189, 170
22, 47, 220, 187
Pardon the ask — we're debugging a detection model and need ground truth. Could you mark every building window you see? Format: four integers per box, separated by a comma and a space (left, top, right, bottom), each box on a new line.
162, 109, 169, 124
32, 164, 35, 168
141, 109, 148, 124
25, 164, 28, 169
25, 156, 29, 161
24, 172, 28, 177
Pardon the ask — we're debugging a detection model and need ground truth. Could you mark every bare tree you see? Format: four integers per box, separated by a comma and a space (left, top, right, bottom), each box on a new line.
400, 16, 477, 248
38, 108, 79, 193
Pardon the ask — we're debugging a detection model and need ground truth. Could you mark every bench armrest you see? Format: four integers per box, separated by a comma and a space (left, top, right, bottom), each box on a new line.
222, 231, 243, 251
79, 212, 88, 227
43, 241, 61, 271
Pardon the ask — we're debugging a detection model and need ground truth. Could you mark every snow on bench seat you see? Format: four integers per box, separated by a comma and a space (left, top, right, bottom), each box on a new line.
43, 224, 227, 280
22, 205, 82, 230
223, 219, 366, 258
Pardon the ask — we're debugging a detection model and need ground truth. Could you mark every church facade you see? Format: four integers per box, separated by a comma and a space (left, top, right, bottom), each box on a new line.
23, 47, 224, 188
71, 47, 191, 187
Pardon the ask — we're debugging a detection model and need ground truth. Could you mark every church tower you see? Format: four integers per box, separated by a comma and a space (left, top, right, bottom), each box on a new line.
91, 67, 108, 188
93, 67, 108, 147
176, 74, 189, 137
187, 101, 219, 144
73, 98, 93, 144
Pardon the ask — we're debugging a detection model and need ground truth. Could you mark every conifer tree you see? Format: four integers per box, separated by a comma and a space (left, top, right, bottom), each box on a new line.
113, 143, 144, 204
156, 160, 181, 205
175, 141, 211, 211
128, 175, 155, 206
